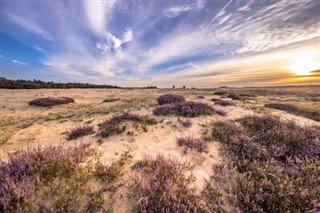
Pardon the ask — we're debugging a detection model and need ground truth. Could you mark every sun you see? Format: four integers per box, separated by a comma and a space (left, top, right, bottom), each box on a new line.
285, 57, 320, 76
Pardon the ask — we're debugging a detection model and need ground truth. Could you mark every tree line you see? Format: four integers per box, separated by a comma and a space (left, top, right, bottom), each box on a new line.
0, 77, 120, 89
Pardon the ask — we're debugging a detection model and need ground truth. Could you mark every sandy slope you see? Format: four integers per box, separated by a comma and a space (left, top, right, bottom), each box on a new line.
0, 88, 319, 211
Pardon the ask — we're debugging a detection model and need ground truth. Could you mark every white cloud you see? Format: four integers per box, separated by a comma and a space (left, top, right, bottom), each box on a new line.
84, 0, 116, 35
97, 28, 133, 54
163, 0, 205, 17
11, 59, 28, 65
7, 13, 53, 40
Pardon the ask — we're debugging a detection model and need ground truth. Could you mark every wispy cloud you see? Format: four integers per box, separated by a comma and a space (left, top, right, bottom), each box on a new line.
2, 0, 319, 86
11, 59, 28, 65
163, 0, 205, 17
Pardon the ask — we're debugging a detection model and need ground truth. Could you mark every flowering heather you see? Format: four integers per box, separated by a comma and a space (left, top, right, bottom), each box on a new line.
98, 112, 157, 138
29, 97, 74, 107
265, 103, 298, 112
265, 102, 320, 122
153, 104, 177, 116
227, 94, 241, 100
157, 94, 185, 105
0, 143, 93, 211
177, 102, 215, 117
210, 115, 320, 212
212, 98, 236, 106
153, 101, 224, 117
181, 119, 192, 128
214, 108, 227, 116
177, 137, 208, 152
130, 155, 206, 212
67, 124, 94, 140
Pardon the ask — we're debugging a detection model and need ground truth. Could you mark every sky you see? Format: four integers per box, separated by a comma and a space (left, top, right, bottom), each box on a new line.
1, 0, 320, 87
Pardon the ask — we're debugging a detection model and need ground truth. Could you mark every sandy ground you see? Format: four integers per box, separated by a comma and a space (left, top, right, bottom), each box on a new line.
1, 88, 319, 211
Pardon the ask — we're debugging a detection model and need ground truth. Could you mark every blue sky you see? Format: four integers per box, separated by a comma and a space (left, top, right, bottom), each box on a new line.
1, 0, 320, 87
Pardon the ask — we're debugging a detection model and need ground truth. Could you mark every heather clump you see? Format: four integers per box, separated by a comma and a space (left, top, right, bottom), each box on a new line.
29, 97, 74, 107
0, 143, 95, 211
67, 124, 94, 140
130, 155, 206, 212
177, 137, 208, 153
212, 98, 236, 106
153, 101, 222, 117
210, 115, 320, 212
98, 112, 157, 138
265, 102, 320, 122
157, 94, 185, 105
181, 119, 192, 128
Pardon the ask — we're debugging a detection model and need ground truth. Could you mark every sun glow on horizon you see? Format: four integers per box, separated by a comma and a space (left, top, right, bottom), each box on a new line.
285, 54, 320, 76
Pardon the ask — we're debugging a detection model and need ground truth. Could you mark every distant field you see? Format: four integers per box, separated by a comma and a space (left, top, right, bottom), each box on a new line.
1, 86, 319, 212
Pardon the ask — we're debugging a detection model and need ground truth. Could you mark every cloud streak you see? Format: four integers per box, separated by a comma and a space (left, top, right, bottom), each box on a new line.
1, 0, 319, 87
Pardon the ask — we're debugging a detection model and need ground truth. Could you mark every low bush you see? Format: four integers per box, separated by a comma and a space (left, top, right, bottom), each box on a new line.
29, 97, 74, 107
102, 98, 120, 103
177, 137, 208, 153
197, 95, 205, 99
0, 143, 95, 211
153, 104, 177, 116
214, 108, 227, 116
227, 94, 241, 100
212, 98, 236, 106
153, 101, 219, 117
98, 112, 157, 138
210, 115, 320, 212
265, 102, 320, 122
213, 91, 228, 95
265, 103, 298, 112
157, 94, 185, 105
67, 124, 94, 140
181, 119, 192, 128
130, 155, 206, 212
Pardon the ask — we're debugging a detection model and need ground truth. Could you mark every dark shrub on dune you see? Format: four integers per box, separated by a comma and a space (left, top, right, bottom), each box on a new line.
227, 94, 241, 100
213, 91, 228, 95
265, 103, 298, 112
67, 124, 94, 140
157, 94, 185, 105
153, 104, 177, 116
177, 137, 208, 152
212, 98, 236, 106
181, 119, 192, 128
154, 101, 226, 117
29, 97, 74, 107
176, 102, 216, 117
98, 112, 157, 138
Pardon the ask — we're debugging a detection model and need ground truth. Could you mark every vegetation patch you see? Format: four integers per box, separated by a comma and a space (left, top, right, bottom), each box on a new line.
157, 94, 186, 105
29, 97, 74, 107
177, 137, 208, 153
129, 155, 206, 212
181, 119, 193, 128
102, 98, 120, 103
265, 102, 320, 121
212, 98, 236, 106
67, 124, 94, 140
153, 101, 224, 117
208, 115, 320, 212
0, 143, 94, 211
98, 112, 157, 138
